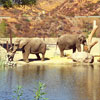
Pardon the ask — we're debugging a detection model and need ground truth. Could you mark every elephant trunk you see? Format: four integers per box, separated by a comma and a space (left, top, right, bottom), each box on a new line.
12, 46, 17, 53
7, 52, 15, 62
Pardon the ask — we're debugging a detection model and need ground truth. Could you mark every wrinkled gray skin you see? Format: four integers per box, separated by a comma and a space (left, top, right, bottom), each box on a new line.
8, 38, 46, 63
57, 34, 87, 57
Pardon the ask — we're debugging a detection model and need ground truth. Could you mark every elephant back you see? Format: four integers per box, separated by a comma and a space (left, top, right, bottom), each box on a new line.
29, 38, 46, 54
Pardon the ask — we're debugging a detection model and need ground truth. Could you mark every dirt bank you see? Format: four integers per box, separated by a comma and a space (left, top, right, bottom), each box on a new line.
1, 45, 99, 66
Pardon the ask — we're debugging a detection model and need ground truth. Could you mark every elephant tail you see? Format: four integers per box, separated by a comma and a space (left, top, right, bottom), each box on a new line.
56, 42, 58, 50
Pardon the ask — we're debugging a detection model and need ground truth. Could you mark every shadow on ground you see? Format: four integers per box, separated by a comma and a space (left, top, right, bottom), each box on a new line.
18, 58, 50, 62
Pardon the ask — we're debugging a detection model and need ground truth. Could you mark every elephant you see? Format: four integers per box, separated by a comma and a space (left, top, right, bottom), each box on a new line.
57, 34, 87, 57
8, 38, 46, 63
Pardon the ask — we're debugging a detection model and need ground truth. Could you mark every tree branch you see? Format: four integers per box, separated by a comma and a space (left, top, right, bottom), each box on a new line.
84, 20, 98, 53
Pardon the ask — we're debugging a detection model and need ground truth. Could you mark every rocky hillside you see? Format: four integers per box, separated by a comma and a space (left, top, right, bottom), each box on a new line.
50, 0, 100, 16
0, 0, 100, 37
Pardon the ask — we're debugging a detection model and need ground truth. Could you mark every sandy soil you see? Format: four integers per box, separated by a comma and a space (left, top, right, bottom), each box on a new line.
10, 45, 100, 66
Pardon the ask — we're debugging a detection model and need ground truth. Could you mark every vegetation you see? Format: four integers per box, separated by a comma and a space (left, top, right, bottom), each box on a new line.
0, 20, 8, 37
13, 86, 23, 100
0, 0, 37, 8
0, 0, 100, 37
13, 82, 48, 100
33, 82, 48, 100
0, 0, 13, 8
0, 56, 6, 67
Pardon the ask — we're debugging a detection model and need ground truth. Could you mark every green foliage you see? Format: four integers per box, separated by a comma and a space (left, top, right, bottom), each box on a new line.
13, 82, 48, 100
0, 20, 16, 37
1, 0, 13, 8
0, 20, 9, 37
13, 86, 24, 100
21, 0, 37, 6
0, 0, 37, 8
0, 57, 5, 67
23, 18, 31, 22
33, 82, 48, 100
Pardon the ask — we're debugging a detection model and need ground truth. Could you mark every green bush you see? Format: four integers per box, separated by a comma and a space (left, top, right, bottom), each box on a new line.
0, 20, 8, 37
21, 0, 37, 5
1, 0, 13, 8
0, 0, 37, 8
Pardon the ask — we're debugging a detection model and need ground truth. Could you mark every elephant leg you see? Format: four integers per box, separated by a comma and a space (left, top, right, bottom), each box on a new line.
73, 47, 76, 53
60, 50, 64, 57
22, 50, 29, 63
41, 53, 45, 61
76, 45, 81, 52
36, 54, 41, 60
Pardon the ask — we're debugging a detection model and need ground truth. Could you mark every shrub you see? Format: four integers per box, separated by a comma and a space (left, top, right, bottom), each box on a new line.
1, 0, 13, 8
0, 20, 9, 37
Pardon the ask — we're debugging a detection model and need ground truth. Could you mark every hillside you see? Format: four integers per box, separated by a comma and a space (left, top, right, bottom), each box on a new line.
50, 0, 100, 16
0, 0, 100, 37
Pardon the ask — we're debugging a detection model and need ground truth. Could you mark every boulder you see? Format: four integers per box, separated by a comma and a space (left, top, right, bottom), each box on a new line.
69, 52, 94, 63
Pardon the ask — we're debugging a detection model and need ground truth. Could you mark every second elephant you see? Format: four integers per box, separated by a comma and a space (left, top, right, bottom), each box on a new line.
8, 38, 46, 63
57, 34, 87, 57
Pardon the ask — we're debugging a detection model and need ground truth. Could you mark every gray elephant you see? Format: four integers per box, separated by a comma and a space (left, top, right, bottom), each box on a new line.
8, 38, 46, 63
57, 34, 87, 57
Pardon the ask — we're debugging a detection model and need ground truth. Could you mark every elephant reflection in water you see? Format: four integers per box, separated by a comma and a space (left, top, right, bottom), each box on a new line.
8, 38, 46, 63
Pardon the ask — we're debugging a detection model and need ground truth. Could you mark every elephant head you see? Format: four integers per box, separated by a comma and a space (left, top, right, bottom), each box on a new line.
7, 39, 30, 61
78, 34, 87, 45
12, 39, 30, 53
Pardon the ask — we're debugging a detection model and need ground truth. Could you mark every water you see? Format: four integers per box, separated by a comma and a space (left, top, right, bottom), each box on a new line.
0, 64, 100, 100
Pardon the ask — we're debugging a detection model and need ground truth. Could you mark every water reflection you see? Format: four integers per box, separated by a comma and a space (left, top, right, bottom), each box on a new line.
0, 64, 100, 100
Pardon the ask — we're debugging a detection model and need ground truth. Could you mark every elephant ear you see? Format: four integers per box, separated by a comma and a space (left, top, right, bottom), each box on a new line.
19, 39, 29, 48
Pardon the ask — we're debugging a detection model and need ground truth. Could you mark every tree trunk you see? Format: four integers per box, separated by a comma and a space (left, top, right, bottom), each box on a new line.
84, 20, 98, 53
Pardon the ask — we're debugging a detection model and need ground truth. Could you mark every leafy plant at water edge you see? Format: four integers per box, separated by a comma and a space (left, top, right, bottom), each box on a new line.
13, 86, 24, 100
33, 82, 48, 100
13, 82, 48, 100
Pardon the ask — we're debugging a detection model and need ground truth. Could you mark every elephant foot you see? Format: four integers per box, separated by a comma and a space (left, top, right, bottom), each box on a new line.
41, 58, 44, 61
60, 53, 64, 57
37, 57, 41, 60
41, 57, 45, 61
25, 59, 29, 63
36, 54, 41, 60
60, 55, 64, 57
41, 54, 45, 61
